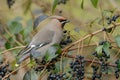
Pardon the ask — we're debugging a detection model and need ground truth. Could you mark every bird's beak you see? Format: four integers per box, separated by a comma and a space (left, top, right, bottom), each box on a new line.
61, 20, 70, 24
61, 20, 69, 28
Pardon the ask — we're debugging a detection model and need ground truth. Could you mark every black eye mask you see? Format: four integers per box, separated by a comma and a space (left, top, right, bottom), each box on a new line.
58, 19, 69, 27
58, 19, 67, 22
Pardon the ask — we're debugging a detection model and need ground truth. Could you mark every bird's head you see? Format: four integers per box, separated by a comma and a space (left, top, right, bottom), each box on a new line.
49, 15, 69, 28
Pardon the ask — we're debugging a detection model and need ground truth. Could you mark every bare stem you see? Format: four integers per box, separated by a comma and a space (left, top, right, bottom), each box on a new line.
0, 46, 25, 54
62, 23, 120, 52
64, 54, 117, 67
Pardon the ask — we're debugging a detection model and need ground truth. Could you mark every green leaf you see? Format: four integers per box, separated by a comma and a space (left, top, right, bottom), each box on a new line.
95, 45, 103, 57
96, 45, 103, 54
5, 41, 11, 49
14, 16, 22, 21
103, 41, 110, 55
27, 19, 33, 28
52, 0, 59, 14
45, 44, 62, 61
8, 21, 23, 34
55, 62, 60, 72
23, 70, 31, 80
115, 35, 120, 47
25, 20, 33, 35
21, 27, 32, 39
20, 20, 33, 43
115, 59, 120, 70
81, 0, 84, 9
45, 46, 58, 61
91, 0, 98, 8
4, 37, 15, 49
52, 44, 62, 54
23, 69, 38, 80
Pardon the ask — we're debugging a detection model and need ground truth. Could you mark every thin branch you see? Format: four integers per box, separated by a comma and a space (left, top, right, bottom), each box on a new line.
62, 23, 120, 52
3, 25, 23, 46
64, 54, 117, 67
0, 46, 25, 54
2, 62, 30, 80
2, 23, 120, 79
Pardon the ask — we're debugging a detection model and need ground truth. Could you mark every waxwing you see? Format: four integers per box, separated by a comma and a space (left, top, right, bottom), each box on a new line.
17, 15, 69, 64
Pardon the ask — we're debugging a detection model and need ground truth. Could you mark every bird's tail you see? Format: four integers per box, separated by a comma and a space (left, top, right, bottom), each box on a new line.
17, 53, 30, 64
17, 45, 31, 56
17, 45, 33, 64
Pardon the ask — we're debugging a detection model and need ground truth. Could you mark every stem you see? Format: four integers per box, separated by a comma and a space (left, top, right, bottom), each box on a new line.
3, 26, 23, 46
0, 46, 25, 54
2, 62, 30, 80
64, 54, 117, 67
62, 23, 120, 53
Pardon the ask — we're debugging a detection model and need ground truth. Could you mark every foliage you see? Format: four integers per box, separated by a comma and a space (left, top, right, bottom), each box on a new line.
23, 69, 38, 80
45, 44, 62, 61
115, 35, 120, 48
90, 0, 98, 8
52, 0, 99, 14
0, 0, 120, 80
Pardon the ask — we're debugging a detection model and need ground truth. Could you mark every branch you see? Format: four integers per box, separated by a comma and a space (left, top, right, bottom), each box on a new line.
64, 54, 117, 67
0, 46, 25, 55
2, 62, 30, 80
63, 23, 120, 52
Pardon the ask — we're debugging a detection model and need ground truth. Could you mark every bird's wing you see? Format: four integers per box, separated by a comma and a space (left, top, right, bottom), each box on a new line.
17, 42, 49, 64
17, 30, 54, 57
17, 42, 49, 56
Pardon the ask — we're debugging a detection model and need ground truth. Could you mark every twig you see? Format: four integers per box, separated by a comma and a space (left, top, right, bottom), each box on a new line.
2, 62, 30, 80
1, 53, 117, 80
64, 54, 117, 67
2, 23, 120, 79
0, 46, 25, 54
62, 23, 120, 53
70, 44, 96, 51
3, 25, 23, 46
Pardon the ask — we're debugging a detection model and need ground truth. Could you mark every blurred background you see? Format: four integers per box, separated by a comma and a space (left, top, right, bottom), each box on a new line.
0, 0, 120, 80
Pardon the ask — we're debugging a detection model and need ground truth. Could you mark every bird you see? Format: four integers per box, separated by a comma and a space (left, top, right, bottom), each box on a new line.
33, 14, 48, 29
17, 15, 69, 64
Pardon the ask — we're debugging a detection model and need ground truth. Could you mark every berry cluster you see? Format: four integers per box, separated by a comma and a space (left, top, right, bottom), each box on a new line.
93, 51, 109, 74
93, 41, 110, 74
91, 65, 102, 80
70, 56, 85, 80
107, 15, 119, 24
60, 30, 72, 46
0, 61, 11, 80
100, 61, 109, 74
58, 0, 69, 5
115, 59, 120, 79
7, 0, 15, 9
47, 73, 67, 80
93, 51, 110, 62
93, 41, 110, 60
34, 55, 61, 72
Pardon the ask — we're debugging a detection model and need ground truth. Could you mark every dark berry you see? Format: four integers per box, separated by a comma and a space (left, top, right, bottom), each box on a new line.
115, 73, 119, 79
7, 0, 15, 8
66, 39, 72, 43
99, 41, 106, 45
67, 36, 70, 39
63, 30, 67, 33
